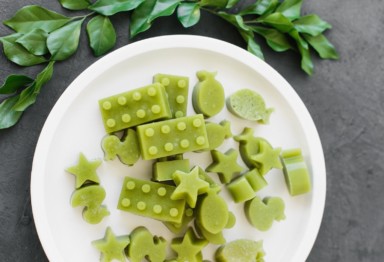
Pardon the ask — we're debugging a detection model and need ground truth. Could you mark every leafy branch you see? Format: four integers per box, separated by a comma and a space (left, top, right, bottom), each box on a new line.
0, 0, 338, 129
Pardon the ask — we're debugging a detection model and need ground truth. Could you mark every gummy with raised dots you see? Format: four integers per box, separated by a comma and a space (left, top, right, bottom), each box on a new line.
153, 73, 189, 118
137, 114, 209, 160
98, 83, 171, 133
117, 176, 186, 223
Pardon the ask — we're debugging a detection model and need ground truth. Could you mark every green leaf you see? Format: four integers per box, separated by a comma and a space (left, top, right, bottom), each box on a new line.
0, 33, 46, 66
200, 0, 227, 8
275, 0, 303, 20
294, 14, 332, 36
87, 15, 116, 56
3, 5, 71, 33
0, 75, 34, 94
15, 28, 48, 56
47, 19, 84, 61
89, 0, 145, 16
226, 0, 241, 9
251, 26, 292, 52
240, 0, 278, 16
59, 0, 91, 10
177, 2, 200, 28
290, 30, 313, 75
239, 30, 264, 60
303, 33, 339, 59
130, 0, 180, 37
261, 12, 294, 33
0, 95, 24, 129
13, 61, 55, 111
219, 12, 250, 31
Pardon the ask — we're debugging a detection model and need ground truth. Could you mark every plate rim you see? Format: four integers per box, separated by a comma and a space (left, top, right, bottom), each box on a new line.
31, 34, 326, 262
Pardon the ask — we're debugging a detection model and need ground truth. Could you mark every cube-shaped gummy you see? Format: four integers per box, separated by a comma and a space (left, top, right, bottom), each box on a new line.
137, 114, 209, 160
153, 74, 189, 118
117, 177, 186, 223
99, 83, 171, 133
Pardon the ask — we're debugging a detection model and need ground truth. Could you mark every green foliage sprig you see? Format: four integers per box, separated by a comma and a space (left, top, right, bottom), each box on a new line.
0, 0, 338, 129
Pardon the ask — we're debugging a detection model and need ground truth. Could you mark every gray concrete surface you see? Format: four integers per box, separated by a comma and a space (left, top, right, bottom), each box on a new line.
0, 0, 383, 261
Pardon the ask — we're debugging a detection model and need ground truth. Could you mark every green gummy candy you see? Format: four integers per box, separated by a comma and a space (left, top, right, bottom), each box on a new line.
227, 88, 273, 124
70, 185, 109, 224
192, 70, 225, 118
153, 159, 190, 182
137, 114, 209, 160
196, 166, 220, 192
215, 239, 265, 262
127, 226, 167, 262
171, 166, 210, 208
281, 148, 311, 196
163, 207, 195, 234
196, 190, 229, 234
227, 169, 268, 203
101, 129, 140, 166
153, 73, 189, 118
99, 83, 171, 133
206, 148, 243, 184
117, 176, 186, 223
66, 153, 101, 189
92, 227, 130, 262
235, 128, 282, 175
245, 196, 286, 231
203, 120, 232, 151
195, 219, 226, 245
171, 227, 208, 262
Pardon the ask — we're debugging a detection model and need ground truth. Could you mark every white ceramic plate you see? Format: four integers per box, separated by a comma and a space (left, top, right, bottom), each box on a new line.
31, 35, 326, 262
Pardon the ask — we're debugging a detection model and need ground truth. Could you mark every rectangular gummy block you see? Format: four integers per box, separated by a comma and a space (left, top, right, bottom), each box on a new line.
117, 176, 186, 223
153, 159, 190, 182
153, 74, 189, 118
99, 83, 171, 133
137, 114, 209, 160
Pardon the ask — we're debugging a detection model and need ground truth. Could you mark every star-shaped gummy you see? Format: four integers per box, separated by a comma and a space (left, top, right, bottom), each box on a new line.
92, 227, 130, 262
206, 149, 243, 184
171, 166, 210, 208
171, 227, 208, 262
66, 153, 101, 189
251, 140, 282, 175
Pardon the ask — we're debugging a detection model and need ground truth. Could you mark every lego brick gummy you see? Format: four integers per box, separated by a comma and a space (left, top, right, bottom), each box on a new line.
171, 227, 208, 262
70, 185, 109, 224
99, 83, 171, 133
192, 70, 225, 118
215, 239, 265, 262
153, 159, 190, 182
66, 152, 101, 189
153, 73, 189, 118
227, 169, 268, 203
101, 128, 140, 166
227, 88, 273, 124
92, 227, 130, 262
137, 114, 209, 160
205, 148, 243, 184
281, 148, 311, 196
244, 196, 286, 231
171, 166, 210, 208
117, 176, 186, 223
127, 226, 167, 262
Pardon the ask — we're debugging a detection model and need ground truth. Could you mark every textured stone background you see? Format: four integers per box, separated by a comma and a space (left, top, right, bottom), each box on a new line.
0, 0, 383, 261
